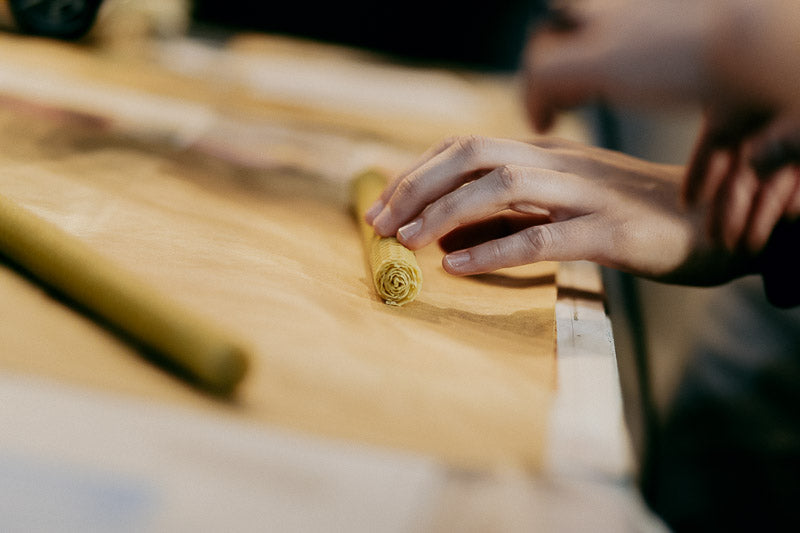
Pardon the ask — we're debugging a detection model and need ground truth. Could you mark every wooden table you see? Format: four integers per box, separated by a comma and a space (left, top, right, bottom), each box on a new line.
0, 31, 665, 531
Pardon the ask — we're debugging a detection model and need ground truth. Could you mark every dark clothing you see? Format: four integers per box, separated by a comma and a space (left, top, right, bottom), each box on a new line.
645, 278, 800, 531
761, 218, 800, 308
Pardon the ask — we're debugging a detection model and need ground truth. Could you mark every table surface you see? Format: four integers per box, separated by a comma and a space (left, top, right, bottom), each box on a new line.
0, 261, 663, 532
0, 31, 666, 532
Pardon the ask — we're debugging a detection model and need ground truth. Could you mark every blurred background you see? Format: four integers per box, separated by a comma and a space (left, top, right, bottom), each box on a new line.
0, 0, 548, 70
192, 0, 546, 71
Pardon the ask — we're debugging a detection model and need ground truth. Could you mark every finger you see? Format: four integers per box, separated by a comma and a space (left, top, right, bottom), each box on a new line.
700, 147, 739, 239
683, 118, 726, 205
696, 149, 736, 207
442, 216, 605, 275
744, 166, 800, 253
526, 135, 580, 151
710, 164, 759, 251
748, 115, 800, 176
370, 136, 490, 234
683, 109, 772, 205
438, 213, 550, 253
364, 137, 457, 223
371, 137, 568, 237
396, 165, 596, 250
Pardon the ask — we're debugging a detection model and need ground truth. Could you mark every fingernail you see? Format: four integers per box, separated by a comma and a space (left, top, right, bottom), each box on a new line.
364, 200, 384, 223
444, 250, 471, 269
397, 219, 422, 241
372, 205, 392, 235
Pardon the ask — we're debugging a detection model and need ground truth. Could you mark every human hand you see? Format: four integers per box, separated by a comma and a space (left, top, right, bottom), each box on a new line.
523, 0, 800, 132
523, 0, 718, 131
523, 0, 800, 260
683, 112, 800, 254
365, 135, 755, 285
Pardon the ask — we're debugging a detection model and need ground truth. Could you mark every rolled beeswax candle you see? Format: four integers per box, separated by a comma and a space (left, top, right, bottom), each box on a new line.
351, 169, 422, 306
0, 192, 250, 394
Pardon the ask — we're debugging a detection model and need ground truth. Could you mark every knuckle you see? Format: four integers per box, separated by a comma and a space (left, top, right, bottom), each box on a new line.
521, 225, 554, 255
433, 136, 460, 154
455, 134, 489, 162
436, 192, 458, 219
394, 175, 420, 199
496, 164, 523, 194
486, 238, 505, 263
440, 135, 460, 147
609, 216, 636, 244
